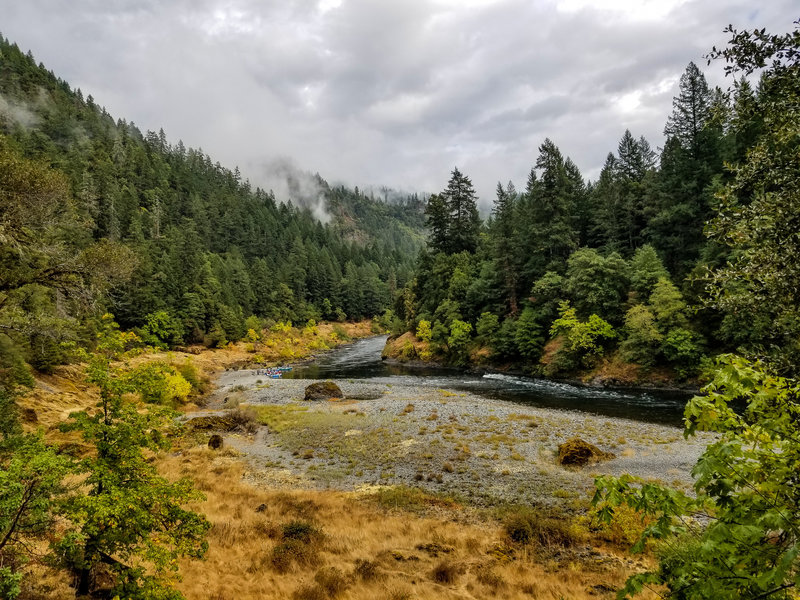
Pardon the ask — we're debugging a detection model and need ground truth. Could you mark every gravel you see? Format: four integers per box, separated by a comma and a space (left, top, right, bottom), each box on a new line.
197, 370, 714, 507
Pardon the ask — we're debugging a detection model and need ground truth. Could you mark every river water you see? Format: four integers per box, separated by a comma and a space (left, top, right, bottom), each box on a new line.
285, 335, 693, 426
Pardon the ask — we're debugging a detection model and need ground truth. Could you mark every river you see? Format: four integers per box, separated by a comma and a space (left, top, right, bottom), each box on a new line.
284, 335, 693, 426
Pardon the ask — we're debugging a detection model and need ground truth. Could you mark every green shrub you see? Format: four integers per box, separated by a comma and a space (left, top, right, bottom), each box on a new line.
620, 305, 662, 367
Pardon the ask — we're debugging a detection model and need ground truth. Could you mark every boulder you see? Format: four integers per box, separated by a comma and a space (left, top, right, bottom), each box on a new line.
208, 434, 224, 450
304, 381, 344, 401
557, 437, 615, 467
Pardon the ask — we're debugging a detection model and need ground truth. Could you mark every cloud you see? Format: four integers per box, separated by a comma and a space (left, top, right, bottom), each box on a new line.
1, 0, 796, 204
0, 93, 38, 129
256, 157, 332, 224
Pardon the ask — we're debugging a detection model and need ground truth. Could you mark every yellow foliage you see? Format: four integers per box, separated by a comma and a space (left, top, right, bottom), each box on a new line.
163, 371, 192, 403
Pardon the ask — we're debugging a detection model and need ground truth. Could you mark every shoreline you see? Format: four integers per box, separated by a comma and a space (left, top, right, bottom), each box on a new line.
381, 356, 702, 395
196, 371, 713, 509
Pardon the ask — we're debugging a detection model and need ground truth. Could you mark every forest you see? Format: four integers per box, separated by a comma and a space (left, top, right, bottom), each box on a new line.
0, 33, 429, 386
393, 54, 799, 380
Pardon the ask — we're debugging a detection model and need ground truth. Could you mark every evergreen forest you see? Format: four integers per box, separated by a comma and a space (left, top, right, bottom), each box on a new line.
397, 54, 799, 380
0, 34, 426, 384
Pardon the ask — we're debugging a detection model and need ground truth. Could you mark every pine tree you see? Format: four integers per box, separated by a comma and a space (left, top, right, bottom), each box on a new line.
491, 181, 520, 315
519, 139, 578, 281
424, 193, 450, 254
442, 167, 480, 254
664, 61, 712, 158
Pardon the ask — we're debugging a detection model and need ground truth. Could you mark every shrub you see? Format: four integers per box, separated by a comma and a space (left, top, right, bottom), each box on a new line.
594, 355, 800, 598
431, 560, 461, 584
661, 328, 704, 378
282, 520, 323, 544
416, 319, 432, 342
128, 362, 192, 405
550, 301, 616, 367
620, 304, 662, 367
353, 559, 381, 581
229, 406, 260, 434
447, 319, 472, 363
503, 507, 579, 549
313, 566, 348, 596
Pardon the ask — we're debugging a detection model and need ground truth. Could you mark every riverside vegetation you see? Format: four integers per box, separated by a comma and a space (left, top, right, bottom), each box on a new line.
1, 20, 799, 600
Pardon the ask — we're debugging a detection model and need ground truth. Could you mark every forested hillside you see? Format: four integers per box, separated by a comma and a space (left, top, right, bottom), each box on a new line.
0, 34, 425, 382
397, 55, 798, 379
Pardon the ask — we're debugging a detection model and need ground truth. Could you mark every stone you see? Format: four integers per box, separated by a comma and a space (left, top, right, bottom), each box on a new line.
557, 437, 615, 467
208, 434, 224, 450
304, 381, 344, 401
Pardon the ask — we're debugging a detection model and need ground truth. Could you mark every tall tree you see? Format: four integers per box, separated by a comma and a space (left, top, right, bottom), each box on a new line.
647, 62, 723, 274
442, 167, 480, 254
520, 139, 578, 281
664, 61, 713, 158
491, 181, 520, 315
424, 193, 450, 254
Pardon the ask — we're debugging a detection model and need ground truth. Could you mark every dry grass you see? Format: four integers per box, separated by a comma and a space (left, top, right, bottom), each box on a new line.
153, 448, 653, 600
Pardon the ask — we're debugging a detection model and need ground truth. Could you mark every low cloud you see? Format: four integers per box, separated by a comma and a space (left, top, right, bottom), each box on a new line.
255, 157, 331, 224
0, 93, 38, 129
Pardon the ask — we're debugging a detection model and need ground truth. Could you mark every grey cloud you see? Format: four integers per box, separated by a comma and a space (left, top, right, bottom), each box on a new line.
1, 0, 796, 204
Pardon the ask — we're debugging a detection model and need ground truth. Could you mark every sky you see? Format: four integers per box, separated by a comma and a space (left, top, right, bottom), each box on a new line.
2, 1, 795, 205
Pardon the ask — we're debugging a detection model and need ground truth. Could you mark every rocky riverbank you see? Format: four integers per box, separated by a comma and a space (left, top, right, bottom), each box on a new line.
193, 369, 713, 509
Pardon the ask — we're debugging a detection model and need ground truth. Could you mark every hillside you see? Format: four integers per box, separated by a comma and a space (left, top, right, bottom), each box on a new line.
0, 34, 424, 381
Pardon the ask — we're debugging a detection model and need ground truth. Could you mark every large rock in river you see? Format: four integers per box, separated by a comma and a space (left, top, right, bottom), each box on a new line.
304, 381, 344, 401
557, 437, 615, 467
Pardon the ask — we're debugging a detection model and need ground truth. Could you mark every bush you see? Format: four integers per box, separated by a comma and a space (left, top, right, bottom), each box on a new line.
620, 305, 662, 367
594, 356, 800, 598
661, 328, 704, 378
549, 301, 616, 369
128, 362, 192, 405
430, 560, 462, 584
271, 521, 325, 573
503, 507, 579, 549
447, 319, 473, 363
313, 566, 348, 596
353, 559, 381, 581
416, 319, 432, 342
229, 406, 260, 434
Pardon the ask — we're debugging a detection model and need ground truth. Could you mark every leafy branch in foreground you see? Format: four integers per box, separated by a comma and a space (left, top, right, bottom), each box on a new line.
56, 315, 210, 599
594, 354, 800, 599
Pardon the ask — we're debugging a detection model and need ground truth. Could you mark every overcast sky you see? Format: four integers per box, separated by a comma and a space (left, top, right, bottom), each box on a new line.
2, 1, 795, 204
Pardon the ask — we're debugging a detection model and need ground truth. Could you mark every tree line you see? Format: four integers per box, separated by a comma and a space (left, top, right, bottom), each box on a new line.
397, 53, 797, 378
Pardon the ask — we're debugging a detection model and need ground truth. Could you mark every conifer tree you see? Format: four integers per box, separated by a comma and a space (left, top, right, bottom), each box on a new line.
442, 167, 480, 254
